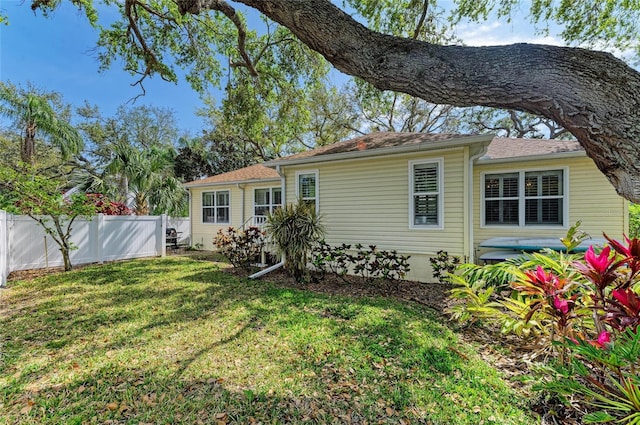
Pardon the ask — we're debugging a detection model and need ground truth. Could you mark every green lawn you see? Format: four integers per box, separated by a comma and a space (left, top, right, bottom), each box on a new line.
1, 256, 537, 424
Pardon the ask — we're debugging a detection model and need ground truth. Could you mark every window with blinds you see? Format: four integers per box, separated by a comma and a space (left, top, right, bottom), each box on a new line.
297, 171, 318, 211
411, 160, 441, 227
484, 173, 519, 225
202, 190, 230, 224
483, 169, 564, 226
524, 170, 563, 225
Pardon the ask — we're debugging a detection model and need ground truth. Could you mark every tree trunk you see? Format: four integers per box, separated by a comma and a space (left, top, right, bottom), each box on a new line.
21, 123, 36, 165
135, 193, 149, 215
182, 0, 640, 202
61, 245, 73, 272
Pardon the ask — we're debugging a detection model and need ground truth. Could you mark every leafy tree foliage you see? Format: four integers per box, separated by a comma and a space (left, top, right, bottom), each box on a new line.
0, 164, 95, 271
458, 108, 572, 139
0, 82, 83, 166
75, 105, 187, 216
451, 0, 640, 56
173, 138, 216, 182
202, 23, 339, 159
301, 85, 360, 147
349, 80, 464, 134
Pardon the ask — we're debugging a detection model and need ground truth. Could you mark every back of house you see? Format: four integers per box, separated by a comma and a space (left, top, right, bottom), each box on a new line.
185, 132, 628, 282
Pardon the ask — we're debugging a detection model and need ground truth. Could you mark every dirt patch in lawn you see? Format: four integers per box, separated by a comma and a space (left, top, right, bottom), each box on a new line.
8, 266, 70, 282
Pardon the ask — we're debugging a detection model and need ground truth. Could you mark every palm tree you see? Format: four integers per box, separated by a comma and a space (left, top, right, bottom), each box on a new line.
0, 82, 83, 166
105, 143, 186, 216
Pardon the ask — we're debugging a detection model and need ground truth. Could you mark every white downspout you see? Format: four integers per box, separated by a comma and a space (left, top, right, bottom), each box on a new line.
187, 188, 192, 248
276, 165, 285, 205
249, 260, 285, 279
237, 183, 245, 226
468, 145, 490, 263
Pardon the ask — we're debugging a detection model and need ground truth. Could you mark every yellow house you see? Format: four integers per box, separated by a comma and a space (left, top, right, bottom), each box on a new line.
185, 132, 628, 281
184, 164, 282, 250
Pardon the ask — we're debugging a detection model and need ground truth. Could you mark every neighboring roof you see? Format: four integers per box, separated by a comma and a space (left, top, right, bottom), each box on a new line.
264, 132, 494, 166
183, 164, 280, 188
481, 137, 583, 161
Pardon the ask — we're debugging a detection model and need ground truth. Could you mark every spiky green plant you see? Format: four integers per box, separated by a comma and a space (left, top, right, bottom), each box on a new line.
264, 200, 324, 283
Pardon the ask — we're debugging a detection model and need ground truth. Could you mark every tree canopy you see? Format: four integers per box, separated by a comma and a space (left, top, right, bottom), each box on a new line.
75, 105, 187, 216
0, 82, 83, 166
0, 164, 95, 271
23, 0, 640, 202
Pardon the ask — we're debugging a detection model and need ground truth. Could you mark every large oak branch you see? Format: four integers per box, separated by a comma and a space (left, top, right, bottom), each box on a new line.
184, 0, 640, 203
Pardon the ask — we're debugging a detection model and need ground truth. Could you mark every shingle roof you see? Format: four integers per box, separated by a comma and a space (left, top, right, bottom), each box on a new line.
183, 164, 280, 187
272, 132, 482, 162
482, 137, 583, 160
184, 134, 584, 187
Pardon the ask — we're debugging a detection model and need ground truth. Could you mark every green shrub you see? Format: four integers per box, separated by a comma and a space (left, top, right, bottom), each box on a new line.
215, 226, 265, 270
351, 244, 411, 285
311, 241, 352, 283
311, 242, 411, 286
429, 250, 461, 284
264, 200, 324, 283
630, 203, 640, 239
448, 229, 640, 423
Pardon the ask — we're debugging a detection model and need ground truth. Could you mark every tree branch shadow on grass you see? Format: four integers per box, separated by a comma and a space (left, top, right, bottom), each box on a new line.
1, 257, 537, 424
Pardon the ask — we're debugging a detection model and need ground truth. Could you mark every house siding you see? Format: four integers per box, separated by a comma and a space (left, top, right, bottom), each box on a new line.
282, 148, 468, 281
473, 156, 628, 258
189, 181, 281, 250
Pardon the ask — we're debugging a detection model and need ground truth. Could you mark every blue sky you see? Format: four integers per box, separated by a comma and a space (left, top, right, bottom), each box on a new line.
1, 2, 207, 133
0, 2, 571, 135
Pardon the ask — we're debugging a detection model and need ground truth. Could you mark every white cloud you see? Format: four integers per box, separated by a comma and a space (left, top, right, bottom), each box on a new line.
454, 19, 636, 62
456, 21, 564, 47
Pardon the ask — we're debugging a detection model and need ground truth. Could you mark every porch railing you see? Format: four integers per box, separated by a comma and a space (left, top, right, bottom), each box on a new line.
241, 215, 268, 229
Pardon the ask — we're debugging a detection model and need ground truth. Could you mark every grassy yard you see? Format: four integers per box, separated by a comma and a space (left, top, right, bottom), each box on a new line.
1, 256, 537, 424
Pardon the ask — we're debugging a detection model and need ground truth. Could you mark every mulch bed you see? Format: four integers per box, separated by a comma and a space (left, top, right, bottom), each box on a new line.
227, 266, 453, 312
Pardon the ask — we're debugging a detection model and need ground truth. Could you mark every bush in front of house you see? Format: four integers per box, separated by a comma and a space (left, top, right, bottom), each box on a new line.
311, 241, 352, 283
264, 200, 324, 283
447, 232, 640, 424
215, 226, 265, 270
429, 250, 461, 284
311, 242, 411, 287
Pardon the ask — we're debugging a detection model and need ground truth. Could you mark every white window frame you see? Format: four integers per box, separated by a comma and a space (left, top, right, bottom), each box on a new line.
201, 190, 231, 224
409, 158, 444, 230
253, 186, 282, 217
480, 166, 569, 229
295, 170, 319, 212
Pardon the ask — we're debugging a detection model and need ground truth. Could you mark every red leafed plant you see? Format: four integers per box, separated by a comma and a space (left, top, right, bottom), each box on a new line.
87, 193, 133, 215
535, 234, 640, 423
448, 228, 640, 423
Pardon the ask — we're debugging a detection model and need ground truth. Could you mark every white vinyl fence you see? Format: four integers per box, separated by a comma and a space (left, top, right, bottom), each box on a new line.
0, 212, 190, 286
